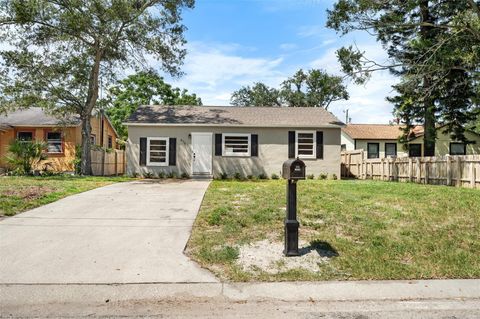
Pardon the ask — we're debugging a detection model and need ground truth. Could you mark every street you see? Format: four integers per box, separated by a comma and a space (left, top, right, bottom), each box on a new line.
2, 298, 479, 318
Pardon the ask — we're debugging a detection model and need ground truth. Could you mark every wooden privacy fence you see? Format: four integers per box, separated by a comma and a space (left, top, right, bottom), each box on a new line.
341, 150, 480, 189
91, 149, 125, 176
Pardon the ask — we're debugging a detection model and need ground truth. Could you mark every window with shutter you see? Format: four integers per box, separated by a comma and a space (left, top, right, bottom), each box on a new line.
222, 133, 251, 156
147, 137, 169, 166
295, 131, 316, 159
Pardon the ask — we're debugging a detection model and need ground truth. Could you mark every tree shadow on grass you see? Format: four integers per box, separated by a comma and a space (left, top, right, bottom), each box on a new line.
299, 240, 339, 258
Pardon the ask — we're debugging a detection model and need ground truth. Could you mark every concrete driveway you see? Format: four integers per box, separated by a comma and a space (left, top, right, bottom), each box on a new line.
0, 180, 217, 284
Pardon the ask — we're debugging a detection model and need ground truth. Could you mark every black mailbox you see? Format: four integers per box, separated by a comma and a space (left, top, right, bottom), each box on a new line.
282, 158, 306, 256
282, 158, 306, 180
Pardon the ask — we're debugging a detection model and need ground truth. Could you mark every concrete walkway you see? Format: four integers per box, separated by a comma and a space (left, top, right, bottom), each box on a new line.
0, 180, 217, 284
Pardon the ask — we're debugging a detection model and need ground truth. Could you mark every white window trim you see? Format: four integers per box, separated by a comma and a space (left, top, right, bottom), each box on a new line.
46, 132, 63, 154
295, 130, 316, 159
222, 133, 251, 157
147, 137, 169, 166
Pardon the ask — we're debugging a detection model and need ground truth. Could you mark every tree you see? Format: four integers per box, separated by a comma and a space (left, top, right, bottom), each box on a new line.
0, 0, 194, 175
231, 69, 348, 109
231, 82, 281, 107
281, 69, 349, 108
327, 0, 480, 156
103, 70, 202, 141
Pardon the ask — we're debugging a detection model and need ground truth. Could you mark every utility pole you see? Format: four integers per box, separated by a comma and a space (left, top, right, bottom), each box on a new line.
343, 109, 351, 124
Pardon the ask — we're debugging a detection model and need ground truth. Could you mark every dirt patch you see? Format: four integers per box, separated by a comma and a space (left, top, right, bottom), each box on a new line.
1, 186, 55, 200
238, 239, 336, 274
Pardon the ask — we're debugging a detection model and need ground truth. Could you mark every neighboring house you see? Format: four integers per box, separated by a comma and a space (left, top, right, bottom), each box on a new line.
341, 124, 406, 158
125, 105, 344, 178
0, 107, 119, 172
408, 126, 480, 157
341, 124, 480, 158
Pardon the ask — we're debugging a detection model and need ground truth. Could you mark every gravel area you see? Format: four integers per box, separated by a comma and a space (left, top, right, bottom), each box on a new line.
238, 239, 334, 274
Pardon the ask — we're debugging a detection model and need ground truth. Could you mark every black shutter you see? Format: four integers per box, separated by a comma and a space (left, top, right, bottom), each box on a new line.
251, 134, 258, 157
316, 131, 324, 159
215, 134, 222, 156
169, 138, 176, 166
139, 137, 147, 166
288, 131, 295, 159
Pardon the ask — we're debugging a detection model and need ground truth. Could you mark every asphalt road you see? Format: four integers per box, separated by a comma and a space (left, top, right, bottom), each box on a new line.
2, 298, 479, 318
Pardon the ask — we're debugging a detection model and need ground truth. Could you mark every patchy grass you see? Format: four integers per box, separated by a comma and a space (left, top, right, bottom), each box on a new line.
0, 175, 133, 216
186, 179, 480, 281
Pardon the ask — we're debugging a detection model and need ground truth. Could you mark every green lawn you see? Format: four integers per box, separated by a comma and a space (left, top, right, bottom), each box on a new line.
186, 179, 480, 281
0, 175, 133, 216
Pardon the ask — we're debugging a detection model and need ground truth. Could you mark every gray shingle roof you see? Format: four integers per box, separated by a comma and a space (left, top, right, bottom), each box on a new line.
126, 105, 344, 128
0, 107, 80, 126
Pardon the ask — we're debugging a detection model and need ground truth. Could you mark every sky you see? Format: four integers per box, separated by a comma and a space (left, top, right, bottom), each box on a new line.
156, 0, 399, 124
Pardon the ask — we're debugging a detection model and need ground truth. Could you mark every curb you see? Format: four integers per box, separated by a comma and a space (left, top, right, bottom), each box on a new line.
1, 279, 479, 305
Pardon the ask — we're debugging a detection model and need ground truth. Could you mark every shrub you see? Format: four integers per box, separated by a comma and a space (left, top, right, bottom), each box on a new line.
167, 171, 178, 179
247, 174, 254, 180
143, 172, 154, 179
332, 173, 338, 180
233, 172, 242, 180
219, 172, 229, 180
318, 173, 327, 180
6, 140, 47, 175
258, 173, 268, 180
181, 172, 190, 179
130, 172, 139, 178
307, 174, 315, 179
157, 171, 166, 179
271, 173, 279, 180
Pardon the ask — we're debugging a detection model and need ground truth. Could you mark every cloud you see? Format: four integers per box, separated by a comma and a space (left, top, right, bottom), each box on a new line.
157, 40, 400, 123
279, 43, 298, 51
181, 42, 284, 88
310, 43, 400, 124
309, 48, 340, 74
297, 25, 325, 38
165, 41, 288, 105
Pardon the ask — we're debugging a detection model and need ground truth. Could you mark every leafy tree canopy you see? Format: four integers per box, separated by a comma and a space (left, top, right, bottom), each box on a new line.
103, 70, 202, 141
231, 69, 348, 109
327, 0, 480, 153
0, 0, 194, 174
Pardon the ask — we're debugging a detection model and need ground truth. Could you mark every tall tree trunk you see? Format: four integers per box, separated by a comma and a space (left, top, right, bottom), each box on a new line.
80, 47, 103, 175
423, 93, 436, 156
420, 0, 436, 157
80, 116, 92, 175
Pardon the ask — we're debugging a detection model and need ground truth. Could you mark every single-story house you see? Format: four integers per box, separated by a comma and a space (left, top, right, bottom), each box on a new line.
0, 107, 120, 172
341, 124, 480, 158
125, 105, 344, 178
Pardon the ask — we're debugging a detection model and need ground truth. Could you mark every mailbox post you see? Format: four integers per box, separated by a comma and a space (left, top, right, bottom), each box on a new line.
282, 158, 306, 256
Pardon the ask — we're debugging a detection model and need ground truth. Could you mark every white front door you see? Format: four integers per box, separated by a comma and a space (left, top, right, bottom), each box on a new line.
192, 133, 213, 175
